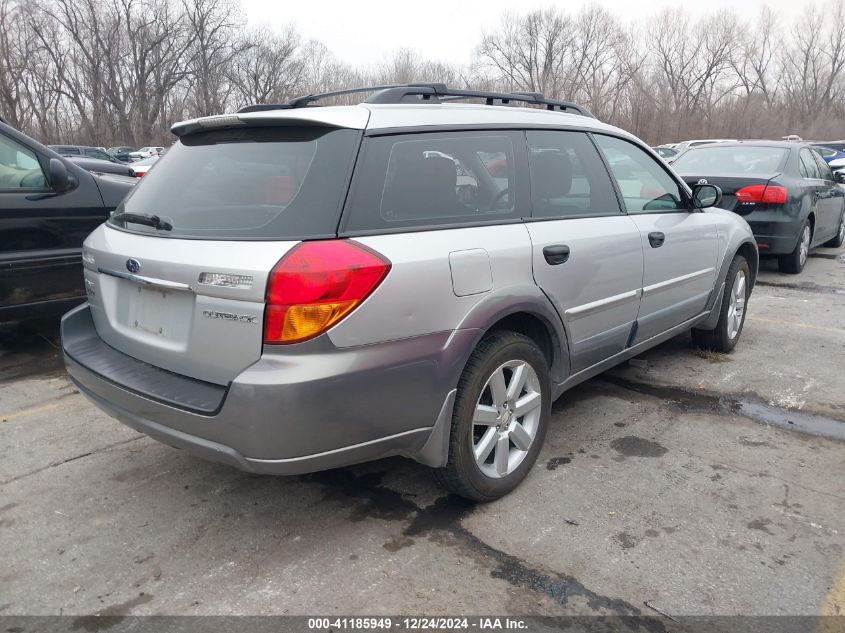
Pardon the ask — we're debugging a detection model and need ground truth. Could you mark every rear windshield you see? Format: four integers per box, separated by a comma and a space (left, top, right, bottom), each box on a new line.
109, 126, 360, 240
673, 146, 788, 174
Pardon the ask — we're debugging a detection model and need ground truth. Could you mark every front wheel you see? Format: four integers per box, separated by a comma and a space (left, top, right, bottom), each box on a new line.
435, 331, 551, 502
691, 255, 750, 353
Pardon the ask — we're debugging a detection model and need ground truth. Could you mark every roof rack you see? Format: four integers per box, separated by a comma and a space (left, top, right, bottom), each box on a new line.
237, 83, 594, 118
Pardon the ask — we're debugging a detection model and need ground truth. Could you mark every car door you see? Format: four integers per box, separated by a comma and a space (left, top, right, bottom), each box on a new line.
797, 148, 830, 239
524, 130, 644, 374
810, 149, 845, 242
593, 134, 718, 344
0, 129, 109, 315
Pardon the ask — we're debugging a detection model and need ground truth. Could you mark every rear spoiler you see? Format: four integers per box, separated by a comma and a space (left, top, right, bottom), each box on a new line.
171, 108, 369, 138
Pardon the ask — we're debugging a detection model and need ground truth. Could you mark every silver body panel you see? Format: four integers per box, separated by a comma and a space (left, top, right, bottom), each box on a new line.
81, 226, 295, 385
64, 101, 758, 475
526, 216, 644, 373
630, 212, 719, 342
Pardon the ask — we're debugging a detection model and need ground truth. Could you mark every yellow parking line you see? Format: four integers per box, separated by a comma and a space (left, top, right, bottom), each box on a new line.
1, 401, 63, 422
747, 316, 845, 335
822, 558, 845, 615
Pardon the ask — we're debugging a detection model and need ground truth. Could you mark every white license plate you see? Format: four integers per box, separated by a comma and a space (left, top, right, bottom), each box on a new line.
126, 284, 192, 340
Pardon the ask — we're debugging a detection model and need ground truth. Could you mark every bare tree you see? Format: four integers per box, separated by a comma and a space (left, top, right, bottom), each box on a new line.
227, 26, 304, 108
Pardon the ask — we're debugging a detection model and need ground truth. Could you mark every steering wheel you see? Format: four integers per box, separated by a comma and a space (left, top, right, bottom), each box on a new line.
488, 187, 511, 211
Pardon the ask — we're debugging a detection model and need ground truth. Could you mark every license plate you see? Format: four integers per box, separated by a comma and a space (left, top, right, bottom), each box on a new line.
131, 285, 173, 337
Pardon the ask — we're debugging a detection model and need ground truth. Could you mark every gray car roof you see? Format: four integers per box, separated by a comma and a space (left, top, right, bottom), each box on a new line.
172, 103, 634, 140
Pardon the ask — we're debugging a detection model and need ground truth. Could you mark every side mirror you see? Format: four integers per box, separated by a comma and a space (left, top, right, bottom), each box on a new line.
835, 170, 845, 184
48, 158, 73, 193
691, 183, 722, 209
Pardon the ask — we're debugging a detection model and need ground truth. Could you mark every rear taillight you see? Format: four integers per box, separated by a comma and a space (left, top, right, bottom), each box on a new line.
264, 240, 391, 344
735, 184, 787, 204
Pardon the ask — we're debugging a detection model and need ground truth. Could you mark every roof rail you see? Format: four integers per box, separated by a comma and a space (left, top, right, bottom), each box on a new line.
237, 83, 594, 118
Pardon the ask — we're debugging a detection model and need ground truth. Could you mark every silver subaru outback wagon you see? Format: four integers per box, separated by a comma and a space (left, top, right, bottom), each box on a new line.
61, 84, 758, 501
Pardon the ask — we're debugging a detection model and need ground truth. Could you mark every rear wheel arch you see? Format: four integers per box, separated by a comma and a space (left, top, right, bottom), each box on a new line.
736, 241, 758, 288
453, 290, 571, 386
484, 311, 563, 382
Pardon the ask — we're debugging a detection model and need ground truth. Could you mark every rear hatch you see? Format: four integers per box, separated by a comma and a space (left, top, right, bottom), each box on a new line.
83, 118, 363, 386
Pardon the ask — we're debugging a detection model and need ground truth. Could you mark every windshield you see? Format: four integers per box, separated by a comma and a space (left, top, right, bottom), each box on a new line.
673, 146, 788, 174
109, 126, 360, 240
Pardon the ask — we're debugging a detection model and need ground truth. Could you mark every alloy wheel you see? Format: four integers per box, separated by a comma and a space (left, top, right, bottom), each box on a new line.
727, 270, 747, 340
799, 225, 810, 267
472, 360, 542, 478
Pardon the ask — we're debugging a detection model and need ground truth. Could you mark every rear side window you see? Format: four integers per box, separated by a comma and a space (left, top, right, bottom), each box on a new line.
109, 126, 360, 240
594, 135, 687, 213
526, 130, 621, 218
799, 149, 821, 179
342, 131, 525, 234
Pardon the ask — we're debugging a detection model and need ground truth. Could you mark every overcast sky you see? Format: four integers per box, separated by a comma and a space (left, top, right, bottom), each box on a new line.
239, 0, 805, 68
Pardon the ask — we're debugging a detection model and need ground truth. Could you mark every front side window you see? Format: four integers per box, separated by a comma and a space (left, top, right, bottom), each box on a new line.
343, 131, 524, 233
527, 130, 621, 218
594, 134, 687, 214
0, 134, 47, 190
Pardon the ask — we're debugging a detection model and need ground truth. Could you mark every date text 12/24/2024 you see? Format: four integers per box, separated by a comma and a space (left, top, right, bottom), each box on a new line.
307, 618, 529, 630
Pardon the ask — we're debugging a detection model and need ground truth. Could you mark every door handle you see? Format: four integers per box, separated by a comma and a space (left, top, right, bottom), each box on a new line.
648, 232, 665, 248
543, 244, 570, 265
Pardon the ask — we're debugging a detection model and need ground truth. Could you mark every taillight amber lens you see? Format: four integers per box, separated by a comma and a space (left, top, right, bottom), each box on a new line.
264, 240, 391, 344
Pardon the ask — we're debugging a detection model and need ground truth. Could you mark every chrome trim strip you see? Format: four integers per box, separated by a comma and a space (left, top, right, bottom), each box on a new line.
98, 268, 193, 292
642, 267, 715, 297
564, 289, 641, 319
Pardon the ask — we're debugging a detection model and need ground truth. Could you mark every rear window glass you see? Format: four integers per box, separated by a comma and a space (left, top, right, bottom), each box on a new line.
342, 131, 525, 234
673, 146, 788, 174
109, 126, 360, 240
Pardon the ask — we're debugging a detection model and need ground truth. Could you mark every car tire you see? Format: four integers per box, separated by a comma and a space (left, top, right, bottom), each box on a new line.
823, 212, 845, 248
778, 220, 811, 274
691, 255, 750, 353
435, 331, 551, 502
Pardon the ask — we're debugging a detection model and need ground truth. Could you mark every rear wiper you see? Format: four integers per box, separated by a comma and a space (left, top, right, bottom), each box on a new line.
111, 211, 172, 231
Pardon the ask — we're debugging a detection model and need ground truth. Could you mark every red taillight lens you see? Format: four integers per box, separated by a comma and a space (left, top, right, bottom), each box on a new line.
735, 184, 787, 204
263, 240, 391, 344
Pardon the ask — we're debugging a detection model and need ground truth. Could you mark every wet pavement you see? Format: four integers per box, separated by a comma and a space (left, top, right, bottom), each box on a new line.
0, 246, 843, 620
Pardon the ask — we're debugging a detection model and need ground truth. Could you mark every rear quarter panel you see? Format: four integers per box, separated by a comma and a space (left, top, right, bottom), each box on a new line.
328, 224, 537, 347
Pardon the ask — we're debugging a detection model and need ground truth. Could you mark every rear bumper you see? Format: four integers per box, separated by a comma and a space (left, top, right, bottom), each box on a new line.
742, 210, 802, 255
62, 304, 473, 474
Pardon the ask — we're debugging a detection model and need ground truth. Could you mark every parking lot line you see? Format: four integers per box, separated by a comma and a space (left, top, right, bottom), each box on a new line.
822, 560, 845, 615
747, 315, 845, 335
1, 400, 64, 422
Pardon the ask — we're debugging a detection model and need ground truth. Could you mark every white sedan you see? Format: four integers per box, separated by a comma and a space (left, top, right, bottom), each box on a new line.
129, 147, 164, 160
131, 156, 159, 177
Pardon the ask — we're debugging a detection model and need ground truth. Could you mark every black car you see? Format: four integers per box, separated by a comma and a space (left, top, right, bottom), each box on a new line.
672, 141, 845, 274
66, 156, 137, 178
1, 121, 136, 322
107, 146, 137, 163
49, 145, 121, 164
